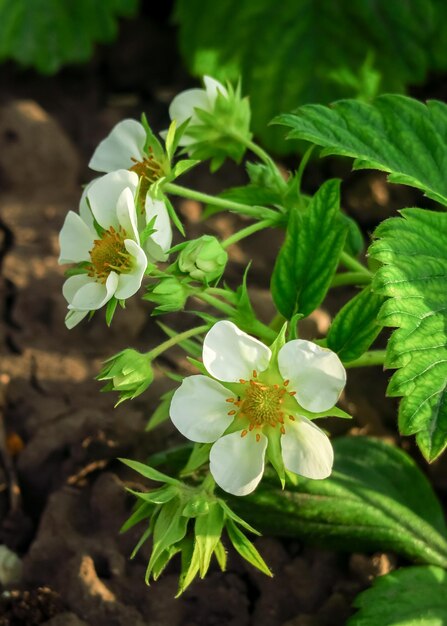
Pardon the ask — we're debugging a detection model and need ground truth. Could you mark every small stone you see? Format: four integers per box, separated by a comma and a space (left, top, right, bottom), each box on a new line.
0, 100, 80, 192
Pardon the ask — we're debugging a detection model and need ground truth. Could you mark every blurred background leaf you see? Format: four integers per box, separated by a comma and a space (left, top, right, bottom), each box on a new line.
174, 0, 447, 152
0, 0, 139, 74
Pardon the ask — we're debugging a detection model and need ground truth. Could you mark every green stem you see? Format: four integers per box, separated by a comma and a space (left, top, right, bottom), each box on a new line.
206, 287, 237, 303
269, 312, 286, 332
345, 350, 387, 368
164, 182, 279, 221
245, 138, 277, 169
222, 219, 274, 248
197, 292, 235, 317
147, 324, 209, 360
331, 271, 372, 288
340, 251, 371, 276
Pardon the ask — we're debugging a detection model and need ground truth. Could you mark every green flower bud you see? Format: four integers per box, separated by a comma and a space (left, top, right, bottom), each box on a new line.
144, 276, 190, 313
97, 349, 154, 404
178, 236, 228, 283
168, 78, 252, 170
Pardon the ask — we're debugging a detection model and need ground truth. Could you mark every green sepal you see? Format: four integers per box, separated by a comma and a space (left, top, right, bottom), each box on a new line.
176, 536, 201, 596
195, 502, 225, 578
225, 518, 272, 577
146, 389, 175, 432
119, 458, 182, 487
126, 485, 179, 506
181, 443, 212, 476
182, 496, 210, 518
141, 112, 165, 162
266, 429, 286, 488
105, 296, 118, 326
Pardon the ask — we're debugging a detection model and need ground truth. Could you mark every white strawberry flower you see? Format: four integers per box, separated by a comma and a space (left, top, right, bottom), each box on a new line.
168, 76, 228, 146
88, 119, 167, 185
89, 120, 147, 173
170, 321, 346, 496
59, 170, 171, 328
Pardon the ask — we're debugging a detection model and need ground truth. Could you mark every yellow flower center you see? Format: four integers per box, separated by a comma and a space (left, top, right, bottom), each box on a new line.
129, 154, 163, 183
88, 226, 132, 283
226, 371, 297, 442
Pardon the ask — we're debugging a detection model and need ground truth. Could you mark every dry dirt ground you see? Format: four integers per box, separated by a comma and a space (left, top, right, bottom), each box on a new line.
0, 8, 445, 626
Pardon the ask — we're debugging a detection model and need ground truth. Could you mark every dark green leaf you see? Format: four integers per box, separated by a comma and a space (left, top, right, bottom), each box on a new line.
327, 286, 384, 362
0, 0, 139, 74
271, 179, 347, 319
277, 95, 447, 206
175, 0, 447, 152
348, 565, 447, 625
370, 209, 447, 461
230, 437, 447, 567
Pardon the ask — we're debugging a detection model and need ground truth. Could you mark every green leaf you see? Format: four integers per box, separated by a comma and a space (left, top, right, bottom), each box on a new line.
348, 565, 447, 626
119, 458, 182, 487
226, 518, 272, 577
277, 95, 447, 206
0, 0, 139, 74
230, 437, 447, 568
327, 286, 384, 362
271, 179, 347, 319
370, 208, 447, 461
195, 502, 225, 578
175, 0, 447, 152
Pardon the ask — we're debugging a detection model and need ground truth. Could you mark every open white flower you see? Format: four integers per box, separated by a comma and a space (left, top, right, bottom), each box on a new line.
170, 321, 346, 496
88, 119, 166, 184
169, 76, 228, 146
59, 170, 147, 328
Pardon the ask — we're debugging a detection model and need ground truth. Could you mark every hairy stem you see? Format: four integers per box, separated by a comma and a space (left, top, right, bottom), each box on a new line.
147, 324, 209, 360
222, 219, 274, 248
331, 271, 372, 287
340, 251, 371, 276
164, 182, 279, 221
345, 350, 387, 368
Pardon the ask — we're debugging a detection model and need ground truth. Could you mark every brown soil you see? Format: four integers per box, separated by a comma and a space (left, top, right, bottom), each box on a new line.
0, 7, 445, 626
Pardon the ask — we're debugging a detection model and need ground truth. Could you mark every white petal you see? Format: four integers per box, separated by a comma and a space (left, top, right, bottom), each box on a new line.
170, 375, 233, 443
69, 271, 118, 310
116, 188, 139, 242
58, 211, 94, 264
169, 88, 210, 126
89, 119, 146, 173
114, 240, 147, 300
144, 197, 173, 262
79, 180, 98, 233
281, 416, 333, 479
203, 76, 228, 106
65, 309, 89, 329
278, 340, 346, 412
210, 431, 267, 496
203, 321, 271, 382
87, 170, 138, 229
62, 274, 92, 304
